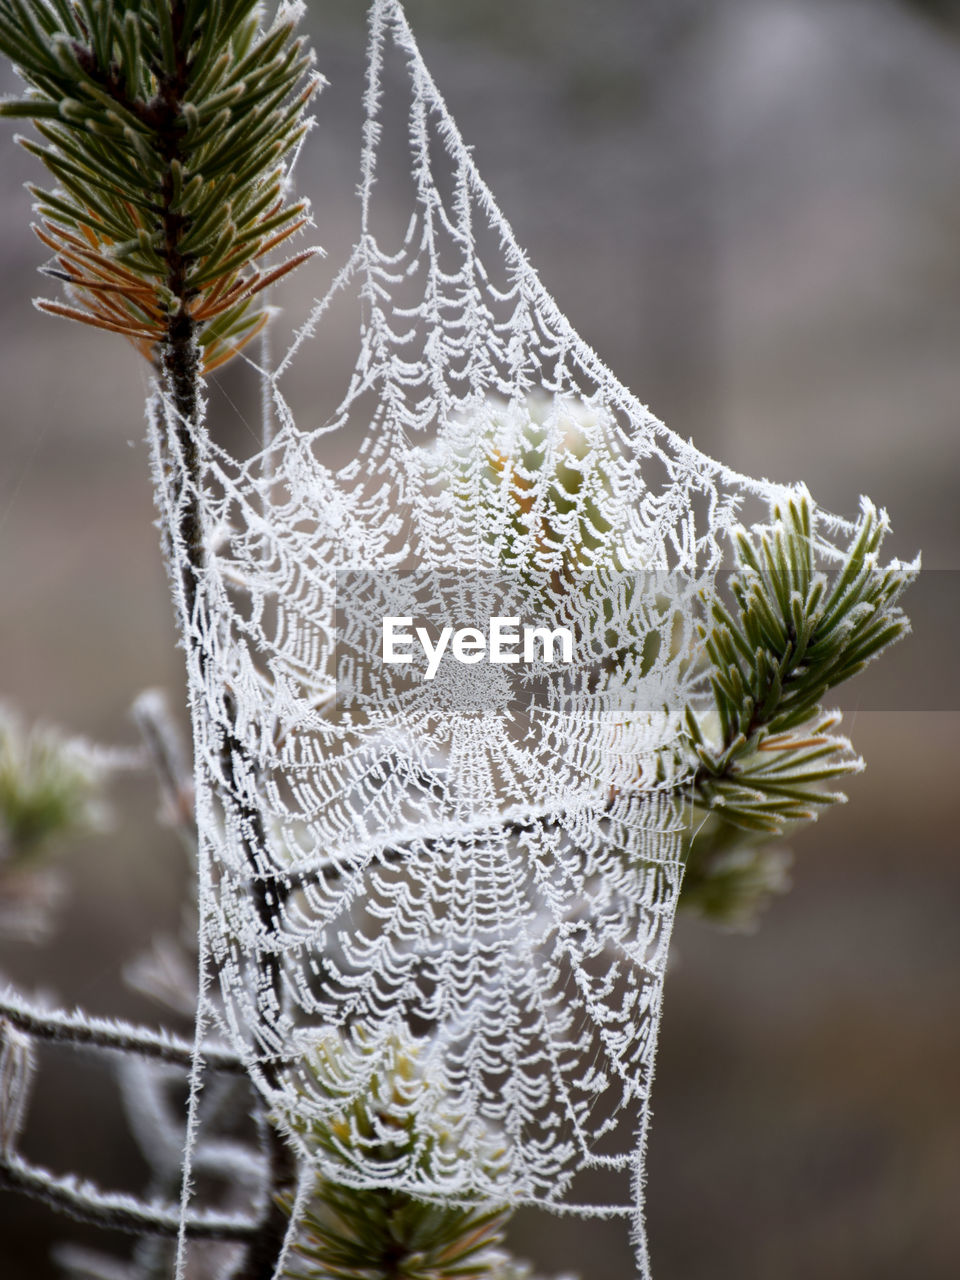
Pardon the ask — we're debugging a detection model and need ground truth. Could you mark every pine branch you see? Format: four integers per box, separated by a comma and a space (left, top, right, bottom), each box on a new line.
687, 491, 914, 832
0, 0, 320, 372
288, 1186, 515, 1280
679, 490, 916, 923
0, 703, 114, 860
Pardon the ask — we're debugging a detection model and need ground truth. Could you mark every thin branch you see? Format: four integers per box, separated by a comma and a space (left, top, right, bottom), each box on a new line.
0, 1151, 259, 1240
132, 688, 197, 848
0, 990, 245, 1075
236, 1110, 297, 1280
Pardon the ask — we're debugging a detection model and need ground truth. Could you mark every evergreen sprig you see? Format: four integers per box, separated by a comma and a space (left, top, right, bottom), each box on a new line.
0, 704, 110, 860
0, 0, 319, 372
678, 491, 916, 924
288, 1188, 517, 1280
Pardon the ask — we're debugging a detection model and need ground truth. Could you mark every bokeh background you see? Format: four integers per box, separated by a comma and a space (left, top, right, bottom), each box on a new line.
1, 1, 958, 1276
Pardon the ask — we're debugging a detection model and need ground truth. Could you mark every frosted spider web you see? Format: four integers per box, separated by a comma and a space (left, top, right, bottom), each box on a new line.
147, 2, 869, 1275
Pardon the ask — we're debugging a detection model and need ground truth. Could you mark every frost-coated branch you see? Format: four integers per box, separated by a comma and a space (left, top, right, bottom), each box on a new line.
0, 1150, 259, 1240
132, 688, 196, 845
0, 988, 244, 1074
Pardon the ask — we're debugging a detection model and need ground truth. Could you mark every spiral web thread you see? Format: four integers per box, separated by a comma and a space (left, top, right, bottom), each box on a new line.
147, 2, 866, 1274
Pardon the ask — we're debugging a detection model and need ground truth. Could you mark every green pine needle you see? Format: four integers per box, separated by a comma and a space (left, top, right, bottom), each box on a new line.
679, 492, 916, 926
0, 0, 319, 371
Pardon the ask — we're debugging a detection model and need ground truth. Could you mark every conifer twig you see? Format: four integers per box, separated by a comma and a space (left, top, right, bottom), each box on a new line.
686, 492, 915, 835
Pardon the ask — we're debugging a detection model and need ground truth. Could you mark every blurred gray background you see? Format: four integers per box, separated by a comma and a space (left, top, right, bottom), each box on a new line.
1, 1, 958, 1276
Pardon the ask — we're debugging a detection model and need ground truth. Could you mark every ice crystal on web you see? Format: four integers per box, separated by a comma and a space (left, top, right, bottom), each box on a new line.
146, 2, 893, 1274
